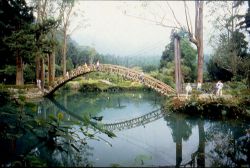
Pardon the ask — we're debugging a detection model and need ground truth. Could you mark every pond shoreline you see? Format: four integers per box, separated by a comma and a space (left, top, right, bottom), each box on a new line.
167, 95, 250, 120
2, 82, 250, 120
3, 81, 147, 100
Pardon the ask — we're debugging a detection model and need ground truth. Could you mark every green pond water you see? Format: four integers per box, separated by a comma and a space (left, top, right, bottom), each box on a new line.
1, 90, 250, 167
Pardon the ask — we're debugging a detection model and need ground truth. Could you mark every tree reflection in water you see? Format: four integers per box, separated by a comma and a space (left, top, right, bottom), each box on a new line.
164, 113, 193, 167
205, 120, 250, 167
35, 92, 249, 167
36, 96, 123, 167
164, 111, 249, 167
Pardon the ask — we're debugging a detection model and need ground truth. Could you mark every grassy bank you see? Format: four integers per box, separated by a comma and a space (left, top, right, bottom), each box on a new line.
161, 81, 250, 120
165, 94, 250, 120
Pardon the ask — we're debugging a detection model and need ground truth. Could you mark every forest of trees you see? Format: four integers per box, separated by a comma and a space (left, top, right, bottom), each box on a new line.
0, 0, 161, 86
156, 1, 250, 87
206, 1, 250, 82
0, 0, 250, 88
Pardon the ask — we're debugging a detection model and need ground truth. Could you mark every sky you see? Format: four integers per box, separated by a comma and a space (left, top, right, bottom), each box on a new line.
69, 1, 242, 57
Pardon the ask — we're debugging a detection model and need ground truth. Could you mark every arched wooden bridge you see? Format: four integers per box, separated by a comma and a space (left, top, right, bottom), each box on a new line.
44, 64, 176, 97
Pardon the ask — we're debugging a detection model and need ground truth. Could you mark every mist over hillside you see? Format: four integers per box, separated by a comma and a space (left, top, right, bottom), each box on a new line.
101, 54, 161, 68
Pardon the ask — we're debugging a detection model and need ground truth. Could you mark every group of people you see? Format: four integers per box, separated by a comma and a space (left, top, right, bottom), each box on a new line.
82, 60, 99, 71
185, 80, 224, 98
65, 60, 100, 79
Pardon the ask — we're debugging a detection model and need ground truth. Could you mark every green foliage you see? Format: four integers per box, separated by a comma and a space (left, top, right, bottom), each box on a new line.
4, 27, 35, 60
24, 64, 36, 83
206, 59, 234, 81
0, 65, 16, 83
67, 42, 79, 68
66, 58, 74, 71
79, 83, 102, 92
0, 0, 58, 84
155, 62, 175, 88
159, 29, 197, 84
180, 38, 197, 81
99, 54, 160, 70
167, 95, 250, 120
154, 71, 175, 88
0, 0, 34, 67
0, 0, 35, 84
0, 90, 117, 167
0, 65, 16, 76
233, 1, 250, 34
206, 2, 250, 82
0, 90, 10, 106
77, 73, 144, 92
142, 65, 158, 73
61, 83, 71, 90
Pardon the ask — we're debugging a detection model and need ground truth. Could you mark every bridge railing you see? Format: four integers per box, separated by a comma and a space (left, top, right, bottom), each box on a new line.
99, 64, 175, 94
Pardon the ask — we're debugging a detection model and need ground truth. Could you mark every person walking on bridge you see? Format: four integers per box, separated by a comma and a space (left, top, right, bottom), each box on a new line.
66, 71, 69, 79
139, 71, 144, 83
96, 60, 100, 71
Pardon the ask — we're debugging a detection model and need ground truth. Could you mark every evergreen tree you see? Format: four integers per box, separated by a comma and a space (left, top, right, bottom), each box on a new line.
0, 0, 34, 84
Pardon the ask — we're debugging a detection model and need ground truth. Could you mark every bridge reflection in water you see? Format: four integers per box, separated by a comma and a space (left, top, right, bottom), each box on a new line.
102, 108, 166, 131
47, 96, 167, 132
44, 98, 205, 167
36, 96, 250, 167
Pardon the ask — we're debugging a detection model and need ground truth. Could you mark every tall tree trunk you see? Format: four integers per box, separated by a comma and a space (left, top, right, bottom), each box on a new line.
175, 119, 182, 167
36, 56, 40, 82
36, 0, 41, 84
189, 1, 204, 83
48, 53, 52, 85
47, 30, 56, 85
40, 58, 45, 90
196, 1, 204, 83
51, 31, 56, 83
48, 54, 50, 84
62, 29, 67, 76
16, 53, 24, 85
174, 35, 182, 95
48, 52, 55, 85
247, 70, 250, 89
52, 50, 55, 82
197, 44, 204, 83
60, 1, 74, 77
197, 119, 205, 167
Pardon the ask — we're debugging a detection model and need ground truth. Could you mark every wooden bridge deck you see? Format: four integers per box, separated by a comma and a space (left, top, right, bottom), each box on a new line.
44, 64, 176, 97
